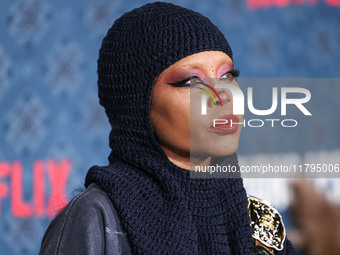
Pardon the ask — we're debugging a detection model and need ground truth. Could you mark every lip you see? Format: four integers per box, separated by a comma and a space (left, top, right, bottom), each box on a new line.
209, 114, 239, 134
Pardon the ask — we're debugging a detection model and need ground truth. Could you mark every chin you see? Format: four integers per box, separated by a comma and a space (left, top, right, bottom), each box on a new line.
190, 141, 239, 158
190, 129, 241, 157
209, 147, 238, 157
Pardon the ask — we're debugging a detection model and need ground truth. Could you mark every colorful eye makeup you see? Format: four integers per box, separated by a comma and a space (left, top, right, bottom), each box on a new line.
220, 69, 240, 80
167, 69, 240, 88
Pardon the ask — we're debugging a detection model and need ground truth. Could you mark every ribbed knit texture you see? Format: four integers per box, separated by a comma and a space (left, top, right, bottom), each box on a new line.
85, 2, 296, 255
86, 154, 253, 254
96, 1, 232, 165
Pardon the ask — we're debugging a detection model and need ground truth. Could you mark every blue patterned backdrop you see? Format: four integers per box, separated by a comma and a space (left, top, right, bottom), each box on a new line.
0, 0, 339, 254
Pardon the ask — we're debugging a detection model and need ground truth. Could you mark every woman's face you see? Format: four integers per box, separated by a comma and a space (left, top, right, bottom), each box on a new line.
150, 51, 243, 162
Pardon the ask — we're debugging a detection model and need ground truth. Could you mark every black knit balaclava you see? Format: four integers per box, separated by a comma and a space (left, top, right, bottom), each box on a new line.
98, 1, 233, 165
86, 2, 263, 254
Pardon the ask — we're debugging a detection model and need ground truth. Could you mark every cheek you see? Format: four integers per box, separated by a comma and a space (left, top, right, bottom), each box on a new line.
154, 91, 189, 126
150, 86, 191, 146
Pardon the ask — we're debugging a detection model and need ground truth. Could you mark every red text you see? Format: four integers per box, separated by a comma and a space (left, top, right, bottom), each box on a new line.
0, 159, 71, 218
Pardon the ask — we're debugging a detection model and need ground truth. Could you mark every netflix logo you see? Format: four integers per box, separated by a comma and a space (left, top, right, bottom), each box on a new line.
0, 159, 71, 219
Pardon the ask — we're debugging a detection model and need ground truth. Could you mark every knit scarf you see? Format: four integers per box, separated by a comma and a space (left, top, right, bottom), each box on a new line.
85, 152, 254, 254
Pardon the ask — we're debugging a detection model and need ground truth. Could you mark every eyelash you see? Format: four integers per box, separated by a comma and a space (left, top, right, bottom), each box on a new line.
167, 69, 240, 88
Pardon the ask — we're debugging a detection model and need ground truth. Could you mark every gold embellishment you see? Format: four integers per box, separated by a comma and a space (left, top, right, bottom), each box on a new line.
248, 196, 286, 251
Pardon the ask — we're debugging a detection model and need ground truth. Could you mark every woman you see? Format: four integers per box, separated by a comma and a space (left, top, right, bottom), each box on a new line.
39, 2, 296, 254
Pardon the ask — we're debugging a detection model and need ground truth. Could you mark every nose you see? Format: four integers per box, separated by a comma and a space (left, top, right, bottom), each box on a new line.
208, 90, 231, 108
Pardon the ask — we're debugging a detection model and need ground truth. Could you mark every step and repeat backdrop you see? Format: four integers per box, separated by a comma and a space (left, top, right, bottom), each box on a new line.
0, 0, 339, 254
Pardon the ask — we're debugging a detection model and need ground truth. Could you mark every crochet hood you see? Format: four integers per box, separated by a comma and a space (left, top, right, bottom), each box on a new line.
86, 2, 254, 254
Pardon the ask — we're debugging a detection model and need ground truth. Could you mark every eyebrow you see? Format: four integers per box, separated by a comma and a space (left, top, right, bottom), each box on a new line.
178, 60, 234, 69
179, 62, 206, 69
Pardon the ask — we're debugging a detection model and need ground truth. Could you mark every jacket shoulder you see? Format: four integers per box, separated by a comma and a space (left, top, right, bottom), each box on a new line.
39, 183, 132, 255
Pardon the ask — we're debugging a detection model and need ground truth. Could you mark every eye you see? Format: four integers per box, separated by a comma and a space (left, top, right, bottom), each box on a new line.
167, 75, 204, 88
189, 76, 203, 86
221, 72, 233, 79
220, 69, 240, 81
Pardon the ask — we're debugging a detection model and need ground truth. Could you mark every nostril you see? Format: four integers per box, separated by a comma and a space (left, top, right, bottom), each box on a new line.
208, 91, 230, 108
218, 90, 230, 104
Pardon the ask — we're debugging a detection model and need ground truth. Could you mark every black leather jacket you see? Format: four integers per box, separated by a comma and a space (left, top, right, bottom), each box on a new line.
39, 183, 296, 255
39, 183, 133, 255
